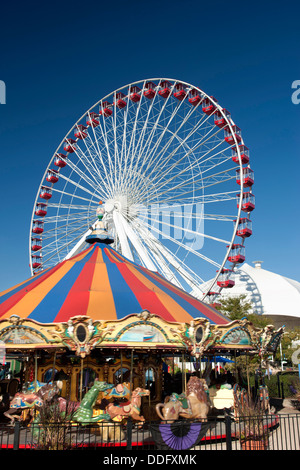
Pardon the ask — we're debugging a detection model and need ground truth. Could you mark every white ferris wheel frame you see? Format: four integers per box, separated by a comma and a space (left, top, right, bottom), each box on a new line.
29, 78, 251, 300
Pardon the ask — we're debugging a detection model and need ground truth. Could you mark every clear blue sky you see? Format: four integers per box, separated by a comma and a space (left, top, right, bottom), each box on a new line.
0, 0, 299, 291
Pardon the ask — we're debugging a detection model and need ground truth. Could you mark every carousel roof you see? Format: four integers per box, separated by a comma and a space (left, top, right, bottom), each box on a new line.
0, 242, 228, 325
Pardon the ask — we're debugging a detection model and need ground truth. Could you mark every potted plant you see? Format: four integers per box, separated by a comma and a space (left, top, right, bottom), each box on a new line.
235, 395, 269, 450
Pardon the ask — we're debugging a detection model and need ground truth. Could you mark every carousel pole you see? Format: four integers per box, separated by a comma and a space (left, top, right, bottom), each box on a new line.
79, 357, 84, 402
172, 353, 175, 378
34, 351, 38, 391
120, 350, 123, 383
51, 351, 57, 382
130, 349, 134, 393
246, 352, 251, 398
199, 354, 202, 378
182, 352, 186, 392
234, 350, 238, 383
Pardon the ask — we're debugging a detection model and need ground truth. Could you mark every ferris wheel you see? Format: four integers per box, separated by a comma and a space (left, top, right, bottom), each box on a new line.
29, 78, 255, 301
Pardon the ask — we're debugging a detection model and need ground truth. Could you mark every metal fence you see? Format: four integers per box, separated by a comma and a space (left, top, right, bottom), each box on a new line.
0, 413, 299, 451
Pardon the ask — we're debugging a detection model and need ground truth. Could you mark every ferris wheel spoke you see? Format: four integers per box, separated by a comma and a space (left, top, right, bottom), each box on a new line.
39, 225, 91, 265
66, 138, 109, 190
93, 117, 118, 191
114, 212, 157, 271
49, 186, 101, 205
82, 127, 115, 194
128, 82, 176, 180
123, 83, 159, 178
147, 166, 237, 205
134, 221, 206, 287
42, 211, 91, 225
39, 215, 91, 238
135, 204, 236, 223
136, 208, 230, 244
47, 202, 98, 211
141, 89, 209, 178
130, 215, 221, 268
64, 158, 109, 200
55, 171, 105, 200
130, 84, 189, 178
143, 104, 219, 184
137, 134, 227, 205
145, 124, 225, 194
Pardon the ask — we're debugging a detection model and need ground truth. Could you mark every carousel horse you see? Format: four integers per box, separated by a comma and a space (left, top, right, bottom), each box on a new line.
105, 387, 150, 423
57, 397, 81, 416
3, 381, 63, 423
156, 376, 210, 422
103, 382, 131, 401
72, 380, 114, 424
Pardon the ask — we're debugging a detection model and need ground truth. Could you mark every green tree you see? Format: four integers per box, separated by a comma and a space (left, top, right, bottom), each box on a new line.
215, 294, 253, 320
215, 295, 269, 328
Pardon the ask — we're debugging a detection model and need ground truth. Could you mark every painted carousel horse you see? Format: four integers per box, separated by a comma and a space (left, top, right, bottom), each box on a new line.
72, 380, 114, 424
156, 376, 210, 422
105, 387, 150, 423
103, 382, 131, 401
4, 381, 63, 423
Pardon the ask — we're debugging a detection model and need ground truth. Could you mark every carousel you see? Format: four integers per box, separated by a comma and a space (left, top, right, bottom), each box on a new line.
0, 79, 285, 433
0, 217, 284, 424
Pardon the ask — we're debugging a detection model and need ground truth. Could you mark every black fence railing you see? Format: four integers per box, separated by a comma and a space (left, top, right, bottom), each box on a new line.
0, 413, 299, 451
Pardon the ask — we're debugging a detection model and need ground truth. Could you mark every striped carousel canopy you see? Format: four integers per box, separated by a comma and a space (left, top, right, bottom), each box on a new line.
0, 242, 228, 325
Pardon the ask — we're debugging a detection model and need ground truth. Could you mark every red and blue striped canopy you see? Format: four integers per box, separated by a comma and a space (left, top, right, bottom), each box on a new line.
0, 243, 228, 325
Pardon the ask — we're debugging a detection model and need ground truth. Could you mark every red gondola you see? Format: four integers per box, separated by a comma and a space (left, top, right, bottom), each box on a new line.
188, 89, 203, 106
40, 186, 52, 200
54, 154, 68, 168
86, 112, 100, 127
235, 217, 252, 238
31, 255, 42, 269
217, 269, 235, 288
236, 192, 255, 212
202, 96, 218, 115
31, 238, 42, 251
114, 92, 127, 109
129, 86, 141, 102
32, 220, 44, 234
144, 82, 156, 99
214, 109, 231, 128
173, 83, 187, 101
227, 244, 245, 264
232, 145, 250, 165
64, 139, 76, 153
35, 203, 47, 217
46, 169, 59, 184
158, 81, 172, 98
236, 167, 254, 188
224, 125, 242, 145
74, 125, 88, 139
100, 101, 113, 117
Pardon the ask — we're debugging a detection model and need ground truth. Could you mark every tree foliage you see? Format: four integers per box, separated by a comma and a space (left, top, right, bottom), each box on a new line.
215, 294, 269, 328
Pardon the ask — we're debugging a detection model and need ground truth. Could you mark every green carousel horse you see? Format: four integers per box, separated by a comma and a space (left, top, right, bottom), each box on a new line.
72, 380, 114, 424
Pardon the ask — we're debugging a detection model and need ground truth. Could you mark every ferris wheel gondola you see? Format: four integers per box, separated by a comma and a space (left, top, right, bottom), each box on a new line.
29, 78, 254, 300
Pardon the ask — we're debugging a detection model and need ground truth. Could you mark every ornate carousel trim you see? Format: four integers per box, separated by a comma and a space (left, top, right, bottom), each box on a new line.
0, 312, 285, 360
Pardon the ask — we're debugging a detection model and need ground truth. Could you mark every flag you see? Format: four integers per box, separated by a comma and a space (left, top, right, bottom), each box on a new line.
150, 420, 211, 450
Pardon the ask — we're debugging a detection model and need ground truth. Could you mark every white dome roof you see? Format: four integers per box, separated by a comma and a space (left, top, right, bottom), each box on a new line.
215, 262, 300, 318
